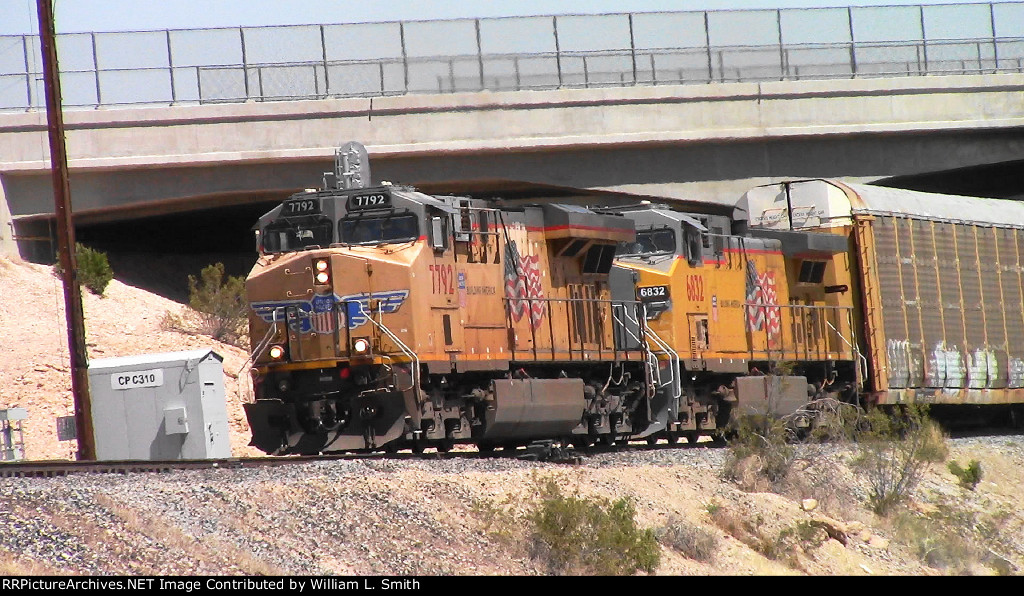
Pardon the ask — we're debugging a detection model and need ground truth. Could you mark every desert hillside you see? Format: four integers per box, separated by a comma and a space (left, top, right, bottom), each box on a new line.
0, 255, 263, 460
2, 254, 1023, 577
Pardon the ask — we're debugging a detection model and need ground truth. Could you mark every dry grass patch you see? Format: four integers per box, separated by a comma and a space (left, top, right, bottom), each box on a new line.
0, 550, 64, 575
94, 493, 285, 575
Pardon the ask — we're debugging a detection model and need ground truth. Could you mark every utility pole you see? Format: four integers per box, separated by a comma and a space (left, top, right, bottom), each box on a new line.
36, 0, 96, 460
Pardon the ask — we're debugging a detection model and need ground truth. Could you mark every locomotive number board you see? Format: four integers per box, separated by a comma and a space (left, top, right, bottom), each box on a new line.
282, 198, 322, 216
636, 285, 670, 301
347, 191, 392, 210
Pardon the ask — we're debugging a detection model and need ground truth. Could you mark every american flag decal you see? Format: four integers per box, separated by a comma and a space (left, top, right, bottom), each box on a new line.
745, 260, 781, 339
504, 240, 526, 321
504, 240, 545, 330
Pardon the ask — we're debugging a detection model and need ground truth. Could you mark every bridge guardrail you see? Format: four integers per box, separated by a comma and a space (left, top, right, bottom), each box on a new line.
2, 2, 1023, 111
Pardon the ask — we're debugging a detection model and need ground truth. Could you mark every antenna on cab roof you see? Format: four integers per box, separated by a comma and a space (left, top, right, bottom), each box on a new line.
323, 141, 371, 190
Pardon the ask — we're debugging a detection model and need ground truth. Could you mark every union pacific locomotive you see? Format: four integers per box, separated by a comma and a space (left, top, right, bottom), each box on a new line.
242, 144, 1024, 455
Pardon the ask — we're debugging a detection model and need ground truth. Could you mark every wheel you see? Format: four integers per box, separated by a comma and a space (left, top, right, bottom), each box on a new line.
569, 437, 595, 450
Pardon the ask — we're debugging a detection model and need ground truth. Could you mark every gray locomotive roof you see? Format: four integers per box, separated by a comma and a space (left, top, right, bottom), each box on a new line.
843, 182, 1024, 228
612, 206, 708, 231
90, 348, 222, 371
403, 190, 461, 214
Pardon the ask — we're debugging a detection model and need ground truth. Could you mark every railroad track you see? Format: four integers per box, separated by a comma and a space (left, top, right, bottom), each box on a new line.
0, 454, 348, 478
1, 425, 1015, 478
0, 437, 721, 477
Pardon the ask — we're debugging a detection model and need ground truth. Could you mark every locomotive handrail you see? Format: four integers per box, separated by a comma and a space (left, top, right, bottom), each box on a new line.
826, 317, 867, 389
743, 302, 858, 365
249, 307, 284, 363
355, 302, 420, 394
613, 302, 679, 400
285, 305, 304, 362
705, 232, 746, 270
503, 296, 649, 362
240, 307, 285, 400
638, 309, 679, 401
611, 303, 646, 349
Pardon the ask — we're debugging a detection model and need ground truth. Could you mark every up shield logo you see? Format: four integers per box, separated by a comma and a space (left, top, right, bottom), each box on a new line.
252, 290, 409, 334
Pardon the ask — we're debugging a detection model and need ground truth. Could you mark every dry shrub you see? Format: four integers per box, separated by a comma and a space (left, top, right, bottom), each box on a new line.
852, 405, 948, 516
657, 516, 719, 563
706, 502, 802, 568
722, 415, 795, 492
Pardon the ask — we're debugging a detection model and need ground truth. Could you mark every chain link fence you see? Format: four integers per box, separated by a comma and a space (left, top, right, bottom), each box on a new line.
2, 2, 1024, 111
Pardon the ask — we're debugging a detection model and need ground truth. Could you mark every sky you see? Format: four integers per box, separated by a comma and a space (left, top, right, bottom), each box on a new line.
0, 0, 987, 36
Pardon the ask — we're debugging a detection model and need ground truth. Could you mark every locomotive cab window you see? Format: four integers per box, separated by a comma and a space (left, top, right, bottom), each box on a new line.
798, 260, 827, 284
339, 212, 419, 245
262, 217, 333, 253
617, 227, 675, 257
582, 243, 616, 274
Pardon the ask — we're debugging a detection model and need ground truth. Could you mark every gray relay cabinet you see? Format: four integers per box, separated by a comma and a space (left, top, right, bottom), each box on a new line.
88, 349, 231, 460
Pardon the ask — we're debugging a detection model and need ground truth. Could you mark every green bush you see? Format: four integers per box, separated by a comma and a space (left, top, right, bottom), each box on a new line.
852, 404, 948, 516
528, 478, 660, 575
187, 263, 248, 346
53, 243, 113, 296
947, 459, 983, 491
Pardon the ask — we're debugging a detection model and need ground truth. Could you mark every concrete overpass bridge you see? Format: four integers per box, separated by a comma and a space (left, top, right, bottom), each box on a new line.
2, 3, 1024, 269
3, 72, 1024, 264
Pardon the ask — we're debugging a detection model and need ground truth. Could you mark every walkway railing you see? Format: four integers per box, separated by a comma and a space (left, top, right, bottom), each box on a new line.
2, 2, 1023, 111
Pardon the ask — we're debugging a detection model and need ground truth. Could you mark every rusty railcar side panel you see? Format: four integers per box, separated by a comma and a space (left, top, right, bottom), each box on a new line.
999, 228, 1024, 388
913, 220, 946, 389
873, 215, 910, 388
980, 227, 1009, 390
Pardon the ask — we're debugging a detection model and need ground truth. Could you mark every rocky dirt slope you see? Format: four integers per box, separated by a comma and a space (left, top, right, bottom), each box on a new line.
0, 256, 262, 461
1, 255, 1022, 577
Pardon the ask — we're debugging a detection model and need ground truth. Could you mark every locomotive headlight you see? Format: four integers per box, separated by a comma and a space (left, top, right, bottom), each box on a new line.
353, 338, 371, 355
269, 345, 285, 360
314, 259, 330, 285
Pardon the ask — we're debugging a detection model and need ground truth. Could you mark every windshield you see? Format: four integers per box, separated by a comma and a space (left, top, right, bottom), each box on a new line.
616, 228, 676, 256
339, 213, 420, 245
262, 218, 333, 253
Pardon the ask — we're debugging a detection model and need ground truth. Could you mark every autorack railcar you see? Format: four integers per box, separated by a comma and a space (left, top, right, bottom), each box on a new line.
737, 178, 1024, 425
